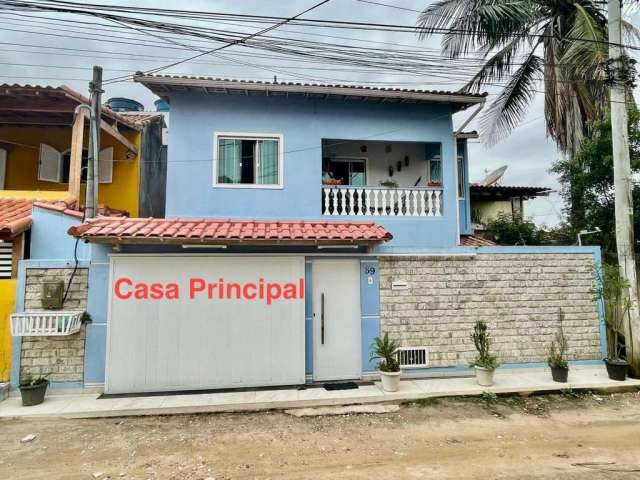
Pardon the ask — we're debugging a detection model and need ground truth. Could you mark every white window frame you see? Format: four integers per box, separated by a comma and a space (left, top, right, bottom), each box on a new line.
213, 132, 284, 189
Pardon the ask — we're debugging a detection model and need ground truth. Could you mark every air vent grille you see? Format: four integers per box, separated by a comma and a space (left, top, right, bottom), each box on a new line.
397, 346, 428, 368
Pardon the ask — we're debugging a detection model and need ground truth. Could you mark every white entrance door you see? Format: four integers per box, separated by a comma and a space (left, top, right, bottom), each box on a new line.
312, 259, 361, 381
106, 255, 306, 394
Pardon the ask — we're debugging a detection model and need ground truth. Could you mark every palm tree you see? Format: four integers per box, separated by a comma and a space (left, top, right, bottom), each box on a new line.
416, 1, 635, 155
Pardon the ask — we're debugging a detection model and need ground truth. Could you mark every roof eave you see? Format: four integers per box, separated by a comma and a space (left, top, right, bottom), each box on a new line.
69, 236, 390, 246
134, 75, 487, 109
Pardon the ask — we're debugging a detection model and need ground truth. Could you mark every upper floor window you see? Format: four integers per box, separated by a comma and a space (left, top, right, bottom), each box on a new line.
38, 143, 113, 184
214, 133, 283, 188
457, 139, 466, 199
425, 143, 442, 186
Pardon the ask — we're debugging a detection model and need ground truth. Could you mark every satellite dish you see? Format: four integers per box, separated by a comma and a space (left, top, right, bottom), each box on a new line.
479, 165, 508, 186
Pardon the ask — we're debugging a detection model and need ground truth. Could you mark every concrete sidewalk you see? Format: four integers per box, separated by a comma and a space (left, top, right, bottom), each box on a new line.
1, 365, 639, 419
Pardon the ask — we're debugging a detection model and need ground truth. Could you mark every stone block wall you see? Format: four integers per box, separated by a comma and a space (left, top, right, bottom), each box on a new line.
379, 253, 601, 367
20, 268, 88, 383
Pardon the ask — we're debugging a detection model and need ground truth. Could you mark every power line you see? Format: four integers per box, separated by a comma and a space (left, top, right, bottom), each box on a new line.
102, 0, 334, 84
3, 0, 636, 51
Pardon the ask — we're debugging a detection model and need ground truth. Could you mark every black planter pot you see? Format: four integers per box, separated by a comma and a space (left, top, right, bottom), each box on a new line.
19, 380, 48, 406
604, 359, 628, 381
550, 366, 569, 383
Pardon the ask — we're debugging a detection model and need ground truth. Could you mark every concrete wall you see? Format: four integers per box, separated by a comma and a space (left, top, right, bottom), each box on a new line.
19, 267, 88, 383
30, 206, 90, 261
166, 92, 459, 251
138, 121, 167, 218
379, 252, 603, 368
0, 279, 16, 382
323, 140, 434, 187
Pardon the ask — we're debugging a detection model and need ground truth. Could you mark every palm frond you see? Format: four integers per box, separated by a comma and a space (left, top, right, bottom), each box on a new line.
462, 36, 529, 93
417, 0, 540, 58
622, 19, 640, 46
481, 52, 544, 146
561, 3, 608, 77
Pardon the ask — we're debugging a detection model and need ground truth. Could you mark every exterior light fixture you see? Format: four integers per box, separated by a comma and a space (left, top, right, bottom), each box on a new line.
577, 227, 601, 246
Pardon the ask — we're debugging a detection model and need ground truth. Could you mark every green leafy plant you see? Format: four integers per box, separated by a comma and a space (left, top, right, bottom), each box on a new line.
485, 213, 543, 246
379, 179, 398, 189
19, 375, 48, 387
594, 263, 631, 361
371, 333, 400, 373
548, 309, 569, 369
470, 320, 499, 370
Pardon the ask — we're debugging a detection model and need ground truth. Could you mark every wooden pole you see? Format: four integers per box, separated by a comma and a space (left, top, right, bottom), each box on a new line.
608, 0, 640, 375
67, 109, 86, 203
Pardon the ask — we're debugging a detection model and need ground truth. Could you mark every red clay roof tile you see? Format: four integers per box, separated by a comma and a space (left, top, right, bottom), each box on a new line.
68, 217, 393, 244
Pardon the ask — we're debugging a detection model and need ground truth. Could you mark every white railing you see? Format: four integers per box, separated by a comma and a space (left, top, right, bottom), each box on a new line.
10, 311, 83, 336
322, 186, 443, 217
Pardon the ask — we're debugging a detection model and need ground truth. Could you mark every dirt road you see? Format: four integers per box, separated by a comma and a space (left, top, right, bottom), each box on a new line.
1, 391, 640, 479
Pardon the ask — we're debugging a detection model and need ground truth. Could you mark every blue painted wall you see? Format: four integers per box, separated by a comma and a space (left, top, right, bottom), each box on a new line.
30, 207, 90, 260
166, 93, 459, 250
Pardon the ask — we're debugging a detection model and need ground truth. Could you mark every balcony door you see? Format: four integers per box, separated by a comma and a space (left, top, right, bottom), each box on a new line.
324, 157, 366, 186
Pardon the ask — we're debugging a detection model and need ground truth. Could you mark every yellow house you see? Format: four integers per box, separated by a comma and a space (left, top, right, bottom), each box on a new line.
0, 84, 166, 382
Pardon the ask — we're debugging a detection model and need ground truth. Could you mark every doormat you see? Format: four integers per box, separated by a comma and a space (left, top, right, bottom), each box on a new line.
323, 382, 359, 391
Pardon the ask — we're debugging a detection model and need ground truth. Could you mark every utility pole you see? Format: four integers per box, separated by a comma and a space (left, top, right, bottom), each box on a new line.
85, 65, 103, 219
608, 0, 640, 376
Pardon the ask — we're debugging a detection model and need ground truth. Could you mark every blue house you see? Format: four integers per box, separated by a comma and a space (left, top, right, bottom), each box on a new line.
9, 76, 605, 395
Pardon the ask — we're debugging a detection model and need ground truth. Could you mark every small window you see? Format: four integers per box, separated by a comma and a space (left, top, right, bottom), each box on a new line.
457, 140, 466, 199
425, 143, 442, 185
215, 134, 282, 187
60, 147, 113, 184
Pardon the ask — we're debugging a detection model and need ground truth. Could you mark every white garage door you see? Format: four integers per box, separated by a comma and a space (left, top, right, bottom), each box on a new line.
106, 255, 306, 394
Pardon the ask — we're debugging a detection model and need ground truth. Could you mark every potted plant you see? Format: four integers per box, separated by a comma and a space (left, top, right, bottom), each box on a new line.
547, 309, 569, 383
598, 264, 630, 381
470, 320, 499, 386
19, 375, 49, 406
379, 179, 398, 189
371, 333, 401, 392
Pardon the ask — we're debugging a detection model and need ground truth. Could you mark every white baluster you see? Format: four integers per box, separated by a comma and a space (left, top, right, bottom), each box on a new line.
356, 188, 363, 216
411, 190, 418, 216
340, 188, 347, 215
397, 190, 404, 216
427, 190, 434, 216
435, 190, 442, 216
348, 188, 356, 215
418, 190, 426, 216
323, 188, 330, 215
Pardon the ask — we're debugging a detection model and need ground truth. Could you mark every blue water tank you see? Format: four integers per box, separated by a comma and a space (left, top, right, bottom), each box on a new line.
154, 99, 170, 112
106, 97, 144, 112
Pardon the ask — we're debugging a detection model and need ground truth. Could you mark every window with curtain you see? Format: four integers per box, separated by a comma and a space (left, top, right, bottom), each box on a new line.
216, 135, 281, 186
425, 142, 442, 185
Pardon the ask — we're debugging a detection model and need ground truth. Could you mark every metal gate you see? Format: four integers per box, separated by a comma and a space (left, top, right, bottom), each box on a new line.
105, 255, 306, 393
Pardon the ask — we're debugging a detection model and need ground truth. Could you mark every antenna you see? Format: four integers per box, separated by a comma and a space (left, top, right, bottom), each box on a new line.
478, 165, 508, 186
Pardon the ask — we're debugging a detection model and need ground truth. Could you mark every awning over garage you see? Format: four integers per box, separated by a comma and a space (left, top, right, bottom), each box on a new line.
68, 217, 393, 246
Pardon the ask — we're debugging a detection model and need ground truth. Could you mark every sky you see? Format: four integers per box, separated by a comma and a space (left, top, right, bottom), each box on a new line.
1, 0, 638, 227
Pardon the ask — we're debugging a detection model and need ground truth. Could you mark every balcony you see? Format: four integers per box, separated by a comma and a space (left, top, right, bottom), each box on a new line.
321, 138, 445, 218
322, 185, 442, 217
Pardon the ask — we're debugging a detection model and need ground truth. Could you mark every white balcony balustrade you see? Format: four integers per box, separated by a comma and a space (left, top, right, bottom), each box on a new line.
322, 186, 443, 217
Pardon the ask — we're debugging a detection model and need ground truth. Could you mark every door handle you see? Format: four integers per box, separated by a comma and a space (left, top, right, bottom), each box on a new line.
321, 292, 325, 345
